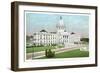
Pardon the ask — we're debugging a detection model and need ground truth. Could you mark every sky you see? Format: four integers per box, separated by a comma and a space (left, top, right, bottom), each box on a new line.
26, 11, 89, 38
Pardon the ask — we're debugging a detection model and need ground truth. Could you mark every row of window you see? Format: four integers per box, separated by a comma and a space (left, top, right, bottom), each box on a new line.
34, 36, 56, 39
33, 36, 69, 40
34, 41, 56, 43
33, 40, 69, 44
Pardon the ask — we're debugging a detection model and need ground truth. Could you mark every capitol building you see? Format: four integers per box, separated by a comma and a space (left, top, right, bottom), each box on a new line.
30, 16, 81, 47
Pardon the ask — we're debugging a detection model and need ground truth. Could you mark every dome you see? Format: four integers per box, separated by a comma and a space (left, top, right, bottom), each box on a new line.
59, 16, 64, 26
57, 16, 65, 27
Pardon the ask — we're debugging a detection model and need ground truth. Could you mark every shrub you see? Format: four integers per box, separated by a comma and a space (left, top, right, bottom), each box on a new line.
45, 49, 55, 58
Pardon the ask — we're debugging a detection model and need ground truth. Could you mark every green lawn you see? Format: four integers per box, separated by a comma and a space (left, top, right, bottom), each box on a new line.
58, 45, 64, 48
55, 49, 89, 58
26, 46, 56, 53
38, 49, 89, 59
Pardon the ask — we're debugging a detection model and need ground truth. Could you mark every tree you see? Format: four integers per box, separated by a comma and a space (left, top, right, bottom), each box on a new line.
26, 35, 33, 42
45, 49, 55, 58
26, 35, 30, 42
80, 38, 89, 42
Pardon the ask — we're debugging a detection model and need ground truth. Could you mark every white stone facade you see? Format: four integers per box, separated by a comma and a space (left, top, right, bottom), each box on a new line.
31, 16, 81, 46
32, 32, 57, 46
